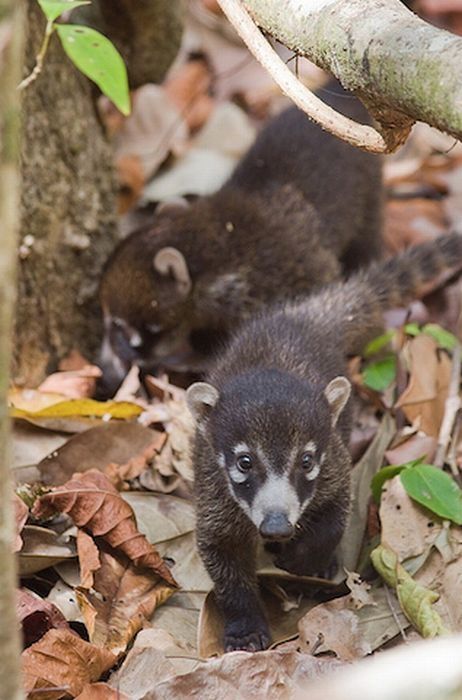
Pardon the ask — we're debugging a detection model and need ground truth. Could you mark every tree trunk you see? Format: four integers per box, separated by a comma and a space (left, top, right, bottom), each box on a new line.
0, 0, 25, 697
15, 0, 182, 387
242, 0, 462, 143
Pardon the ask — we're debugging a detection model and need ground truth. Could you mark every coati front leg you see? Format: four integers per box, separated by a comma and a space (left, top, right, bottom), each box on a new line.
271, 499, 349, 578
197, 524, 270, 652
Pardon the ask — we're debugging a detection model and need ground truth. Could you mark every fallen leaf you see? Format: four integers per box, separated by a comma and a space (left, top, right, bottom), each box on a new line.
11, 396, 143, 420
37, 422, 166, 486
11, 422, 67, 484
345, 571, 375, 610
76, 549, 174, 654
371, 545, 449, 637
17, 588, 70, 647
22, 628, 116, 700
32, 470, 177, 586
337, 412, 395, 574
47, 580, 84, 624
139, 649, 343, 700
76, 683, 129, 700
77, 529, 101, 589
396, 335, 451, 437
38, 365, 102, 399
14, 493, 29, 551
385, 431, 437, 465
18, 525, 75, 576
297, 597, 372, 661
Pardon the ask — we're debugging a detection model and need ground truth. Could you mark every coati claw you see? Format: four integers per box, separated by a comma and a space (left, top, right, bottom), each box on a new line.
224, 618, 271, 653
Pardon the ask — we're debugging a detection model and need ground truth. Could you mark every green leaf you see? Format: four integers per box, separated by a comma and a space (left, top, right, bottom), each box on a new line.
38, 0, 90, 23
371, 465, 405, 503
371, 545, 449, 637
363, 355, 397, 392
56, 24, 130, 115
404, 322, 421, 337
400, 464, 462, 524
370, 457, 427, 503
422, 324, 457, 351
364, 330, 395, 358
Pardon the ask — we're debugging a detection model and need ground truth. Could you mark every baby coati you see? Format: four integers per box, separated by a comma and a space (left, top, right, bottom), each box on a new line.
99, 82, 382, 391
186, 232, 462, 653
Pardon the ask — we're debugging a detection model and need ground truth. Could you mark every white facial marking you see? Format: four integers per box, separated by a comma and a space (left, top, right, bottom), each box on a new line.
303, 440, 317, 453
305, 462, 320, 481
232, 442, 251, 455
250, 474, 300, 529
256, 445, 272, 471
129, 330, 142, 348
229, 464, 250, 484
100, 333, 125, 379
217, 453, 225, 469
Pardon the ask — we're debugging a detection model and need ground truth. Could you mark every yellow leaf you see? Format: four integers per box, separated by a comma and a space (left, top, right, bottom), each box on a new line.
10, 397, 142, 420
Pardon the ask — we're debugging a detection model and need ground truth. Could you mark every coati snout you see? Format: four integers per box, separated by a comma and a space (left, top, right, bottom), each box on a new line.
188, 371, 351, 538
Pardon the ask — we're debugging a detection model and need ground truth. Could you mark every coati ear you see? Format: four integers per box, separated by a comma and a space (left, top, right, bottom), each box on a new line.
186, 382, 220, 422
324, 376, 351, 427
153, 247, 192, 297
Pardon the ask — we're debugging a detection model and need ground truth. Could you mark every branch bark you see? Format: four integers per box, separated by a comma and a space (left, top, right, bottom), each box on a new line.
239, 0, 462, 149
0, 1, 25, 698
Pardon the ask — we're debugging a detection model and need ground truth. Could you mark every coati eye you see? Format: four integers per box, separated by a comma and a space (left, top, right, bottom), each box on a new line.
236, 454, 253, 473
301, 452, 316, 471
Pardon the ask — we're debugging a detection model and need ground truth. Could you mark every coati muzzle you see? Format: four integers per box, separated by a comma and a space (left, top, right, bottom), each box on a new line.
259, 512, 294, 541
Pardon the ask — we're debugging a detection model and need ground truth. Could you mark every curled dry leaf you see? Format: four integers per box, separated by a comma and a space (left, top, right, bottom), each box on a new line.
14, 493, 28, 552
38, 421, 166, 486
396, 335, 451, 437
32, 469, 177, 587
38, 365, 102, 399
75, 683, 130, 700
22, 628, 116, 700
77, 529, 101, 589
140, 650, 343, 700
17, 588, 70, 648
297, 597, 372, 661
76, 549, 174, 654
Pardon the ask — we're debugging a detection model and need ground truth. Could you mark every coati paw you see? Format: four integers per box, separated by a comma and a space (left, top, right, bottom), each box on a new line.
224, 618, 271, 653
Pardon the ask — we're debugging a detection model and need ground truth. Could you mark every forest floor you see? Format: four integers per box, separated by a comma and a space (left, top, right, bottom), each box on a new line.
12, 2, 462, 698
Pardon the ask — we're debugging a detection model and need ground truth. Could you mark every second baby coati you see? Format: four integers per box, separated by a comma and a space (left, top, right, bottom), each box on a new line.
99, 82, 382, 390
186, 232, 462, 653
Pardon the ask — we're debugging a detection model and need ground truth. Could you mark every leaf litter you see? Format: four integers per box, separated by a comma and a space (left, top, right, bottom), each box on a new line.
11, 4, 462, 696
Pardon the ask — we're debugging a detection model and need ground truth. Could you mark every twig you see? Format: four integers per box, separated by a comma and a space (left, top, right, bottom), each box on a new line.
384, 584, 408, 642
18, 19, 55, 91
434, 342, 462, 470
216, 0, 391, 153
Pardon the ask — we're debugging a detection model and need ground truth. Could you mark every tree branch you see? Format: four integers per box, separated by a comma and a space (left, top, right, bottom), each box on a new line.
217, 0, 392, 153
239, 0, 462, 149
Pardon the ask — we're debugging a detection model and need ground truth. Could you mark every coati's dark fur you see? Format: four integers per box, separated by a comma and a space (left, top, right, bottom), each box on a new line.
187, 232, 462, 653
99, 83, 382, 389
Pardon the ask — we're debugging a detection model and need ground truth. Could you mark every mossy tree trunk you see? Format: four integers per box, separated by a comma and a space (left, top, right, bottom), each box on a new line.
0, 1, 25, 697
14, 0, 182, 386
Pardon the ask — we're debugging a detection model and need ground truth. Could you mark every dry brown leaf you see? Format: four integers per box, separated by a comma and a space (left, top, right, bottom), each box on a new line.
384, 199, 446, 254
140, 649, 343, 700
396, 335, 451, 437
38, 421, 165, 486
297, 597, 371, 661
33, 469, 177, 587
22, 628, 116, 700
17, 588, 70, 648
77, 529, 101, 589
385, 432, 437, 466
38, 365, 102, 399
75, 683, 130, 700
58, 349, 92, 372
14, 493, 28, 552
19, 525, 76, 576
76, 549, 174, 654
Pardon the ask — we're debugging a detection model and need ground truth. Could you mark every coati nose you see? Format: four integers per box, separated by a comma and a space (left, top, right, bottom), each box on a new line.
259, 513, 294, 541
